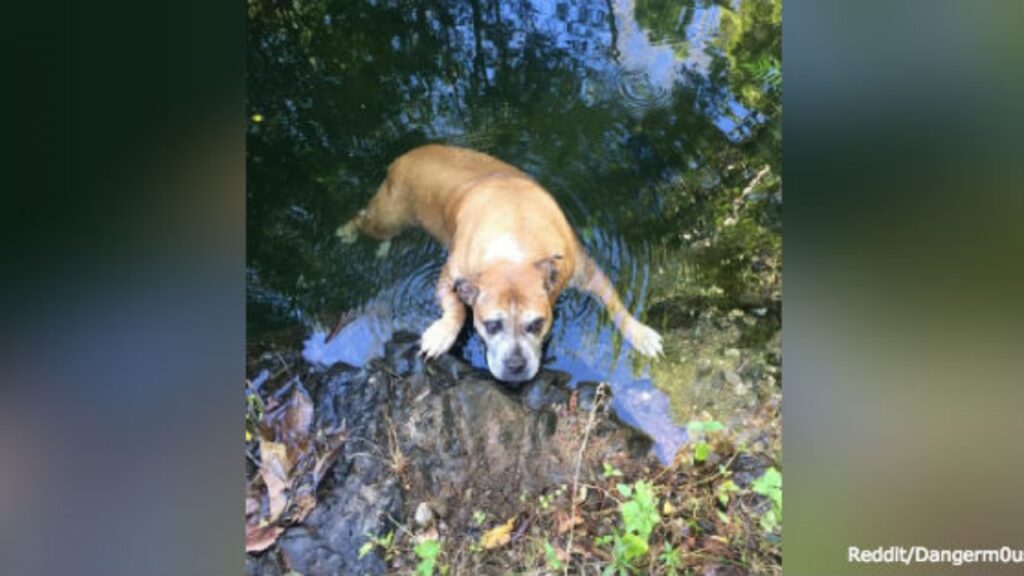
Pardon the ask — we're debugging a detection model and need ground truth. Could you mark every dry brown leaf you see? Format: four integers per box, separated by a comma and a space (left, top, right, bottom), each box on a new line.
259, 440, 292, 520
480, 517, 516, 550
245, 523, 285, 553
556, 512, 582, 534
313, 429, 347, 483
283, 385, 313, 440
289, 487, 317, 524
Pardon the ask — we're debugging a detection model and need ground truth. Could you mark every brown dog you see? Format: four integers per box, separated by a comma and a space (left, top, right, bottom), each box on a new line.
338, 144, 662, 382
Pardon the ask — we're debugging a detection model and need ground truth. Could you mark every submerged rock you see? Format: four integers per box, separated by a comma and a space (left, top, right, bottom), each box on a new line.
246, 332, 655, 576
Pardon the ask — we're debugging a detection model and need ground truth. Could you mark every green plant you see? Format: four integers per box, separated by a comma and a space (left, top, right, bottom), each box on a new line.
716, 479, 739, 506
415, 539, 441, 576
358, 531, 395, 561
686, 420, 725, 464
618, 482, 659, 541
598, 481, 662, 574
751, 467, 782, 532
244, 383, 265, 442
543, 539, 563, 570
599, 531, 643, 576
659, 542, 682, 576
602, 462, 624, 478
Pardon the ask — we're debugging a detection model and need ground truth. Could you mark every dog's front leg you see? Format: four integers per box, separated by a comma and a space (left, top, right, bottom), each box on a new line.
420, 262, 466, 359
574, 254, 664, 358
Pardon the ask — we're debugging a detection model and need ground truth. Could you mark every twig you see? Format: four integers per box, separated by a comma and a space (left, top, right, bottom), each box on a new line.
565, 382, 608, 576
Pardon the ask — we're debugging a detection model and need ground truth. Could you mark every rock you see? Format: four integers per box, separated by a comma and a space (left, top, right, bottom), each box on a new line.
246, 331, 656, 576
414, 502, 434, 527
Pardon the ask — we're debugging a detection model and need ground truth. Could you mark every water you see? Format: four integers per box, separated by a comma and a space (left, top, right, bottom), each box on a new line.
247, 0, 782, 462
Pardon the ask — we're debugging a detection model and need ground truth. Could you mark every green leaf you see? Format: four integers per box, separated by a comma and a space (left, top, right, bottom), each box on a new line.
760, 509, 778, 532
543, 540, 563, 570
703, 421, 725, 433
620, 533, 649, 561
616, 483, 633, 498
358, 542, 374, 559
603, 462, 624, 477
752, 467, 782, 508
620, 481, 659, 540
717, 480, 738, 506
415, 540, 441, 576
694, 442, 711, 462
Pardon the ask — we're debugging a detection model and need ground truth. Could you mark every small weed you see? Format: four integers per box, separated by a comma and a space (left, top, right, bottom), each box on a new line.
603, 462, 624, 478
618, 481, 659, 541
597, 481, 661, 574
686, 420, 725, 464
716, 479, 739, 506
751, 467, 782, 532
357, 531, 395, 561
244, 383, 265, 443
414, 539, 441, 576
543, 539, 563, 570
659, 542, 682, 576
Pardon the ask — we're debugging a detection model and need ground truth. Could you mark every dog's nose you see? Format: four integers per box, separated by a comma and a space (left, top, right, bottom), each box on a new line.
506, 354, 526, 375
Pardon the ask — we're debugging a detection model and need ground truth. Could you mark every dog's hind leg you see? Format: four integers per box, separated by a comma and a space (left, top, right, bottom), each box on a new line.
336, 177, 413, 253
572, 252, 663, 358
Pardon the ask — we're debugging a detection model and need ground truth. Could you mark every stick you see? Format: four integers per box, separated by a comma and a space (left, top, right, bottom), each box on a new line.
565, 383, 608, 576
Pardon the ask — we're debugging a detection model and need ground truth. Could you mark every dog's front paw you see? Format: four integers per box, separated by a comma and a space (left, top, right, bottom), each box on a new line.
420, 318, 460, 359
629, 322, 664, 358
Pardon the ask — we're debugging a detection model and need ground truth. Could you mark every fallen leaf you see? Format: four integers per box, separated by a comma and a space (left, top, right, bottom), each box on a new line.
289, 486, 317, 524
283, 385, 313, 441
480, 517, 516, 549
313, 429, 347, 482
245, 523, 285, 552
556, 513, 582, 534
259, 440, 292, 521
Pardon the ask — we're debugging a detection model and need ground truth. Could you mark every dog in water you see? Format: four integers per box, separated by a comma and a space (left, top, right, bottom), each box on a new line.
338, 145, 663, 383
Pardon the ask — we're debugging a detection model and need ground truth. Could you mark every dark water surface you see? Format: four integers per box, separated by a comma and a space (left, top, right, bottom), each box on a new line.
247, 0, 781, 461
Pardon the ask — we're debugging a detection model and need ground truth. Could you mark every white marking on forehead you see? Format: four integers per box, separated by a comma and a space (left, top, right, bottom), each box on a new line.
519, 310, 542, 322
482, 234, 525, 264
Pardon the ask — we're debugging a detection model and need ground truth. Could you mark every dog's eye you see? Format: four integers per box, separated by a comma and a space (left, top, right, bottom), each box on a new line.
525, 318, 544, 335
484, 319, 503, 335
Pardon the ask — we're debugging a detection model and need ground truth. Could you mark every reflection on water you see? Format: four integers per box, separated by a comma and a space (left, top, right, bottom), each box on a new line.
248, 0, 782, 463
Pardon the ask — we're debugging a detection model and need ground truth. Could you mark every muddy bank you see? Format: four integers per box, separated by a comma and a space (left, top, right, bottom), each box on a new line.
245, 332, 658, 576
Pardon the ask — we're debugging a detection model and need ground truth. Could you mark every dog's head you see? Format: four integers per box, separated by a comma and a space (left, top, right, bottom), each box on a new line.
454, 256, 563, 383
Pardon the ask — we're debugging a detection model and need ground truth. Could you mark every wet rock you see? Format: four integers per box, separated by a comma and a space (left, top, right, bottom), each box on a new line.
521, 370, 571, 410
729, 452, 773, 488
246, 331, 656, 576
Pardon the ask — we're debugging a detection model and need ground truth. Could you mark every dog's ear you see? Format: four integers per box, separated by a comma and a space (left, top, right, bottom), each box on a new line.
534, 255, 564, 293
453, 276, 480, 306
